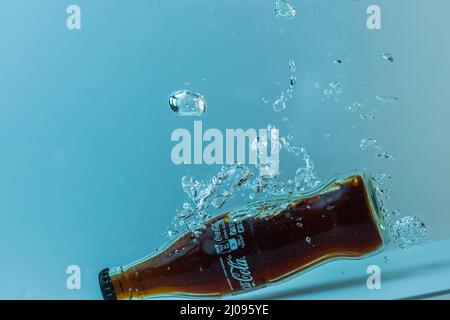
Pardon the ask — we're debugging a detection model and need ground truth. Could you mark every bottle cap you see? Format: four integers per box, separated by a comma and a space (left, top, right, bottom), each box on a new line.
98, 268, 117, 300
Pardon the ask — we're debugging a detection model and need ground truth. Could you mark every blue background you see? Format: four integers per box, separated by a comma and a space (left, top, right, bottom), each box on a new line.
0, 0, 449, 299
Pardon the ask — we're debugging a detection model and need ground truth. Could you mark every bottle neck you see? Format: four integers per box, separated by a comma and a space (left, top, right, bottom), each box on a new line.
107, 266, 148, 300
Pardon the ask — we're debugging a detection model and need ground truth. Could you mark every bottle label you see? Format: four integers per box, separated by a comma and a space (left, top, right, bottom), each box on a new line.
211, 218, 256, 293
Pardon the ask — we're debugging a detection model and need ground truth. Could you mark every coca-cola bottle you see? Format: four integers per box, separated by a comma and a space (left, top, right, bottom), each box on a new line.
99, 172, 386, 300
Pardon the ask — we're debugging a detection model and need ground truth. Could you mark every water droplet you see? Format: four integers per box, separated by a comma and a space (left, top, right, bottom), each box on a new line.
289, 146, 301, 155
273, 94, 286, 112
376, 151, 395, 161
329, 81, 340, 89
323, 82, 342, 102
346, 101, 363, 112
288, 60, 296, 72
274, 0, 296, 19
296, 222, 303, 228
381, 52, 394, 62
294, 150, 320, 192
323, 89, 332, 97
193, 230, 203, 238
375, 96, 398, 103
166, 229, 177, 239
305, 236, 312, 244
289, 76, 297, 88
392, 209, 401, 217
360, 138, 377, 151
360, 113, 375, 120
176, 203, 194, 220
169, 90, 206, 116
360, 140, 395, 161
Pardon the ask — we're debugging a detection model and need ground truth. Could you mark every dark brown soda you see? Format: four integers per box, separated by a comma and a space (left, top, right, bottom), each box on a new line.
103, 174, 385, 299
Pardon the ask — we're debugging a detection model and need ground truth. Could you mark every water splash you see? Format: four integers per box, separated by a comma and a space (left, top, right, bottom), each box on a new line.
168, 141, 320, 238
294, 148, 321, 192
167, 165, 254, 237
371, 174, 428, 249
388, 216, 428, 249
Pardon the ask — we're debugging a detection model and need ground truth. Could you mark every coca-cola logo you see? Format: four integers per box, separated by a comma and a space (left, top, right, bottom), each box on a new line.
211, 221, 223, 242
226, 255, 256, 290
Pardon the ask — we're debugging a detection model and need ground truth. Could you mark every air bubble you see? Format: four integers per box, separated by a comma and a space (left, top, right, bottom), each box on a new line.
360, 138, 377, 151
289, 76, 297, 88
288, 60, 296, 72
375, 96, 398, 104
274, 0, 296, 19
388, 216, 428, 249
346, 102, 363, 113
273, 94, 287, 112
169, 90, 206, 116
381, 53, 394, 62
